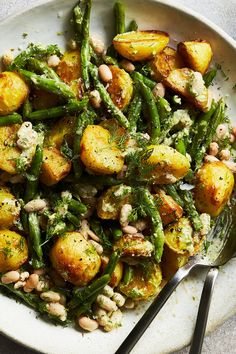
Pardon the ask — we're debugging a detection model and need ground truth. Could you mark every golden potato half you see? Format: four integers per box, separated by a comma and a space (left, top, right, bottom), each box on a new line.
44, 116, 75, 149
80, 125, 124, 174
164, 217, 194, 255
113, 30, 169, 61
50, 231, 101, 286
145, 144, 190, 184
0, 72, 29, 116
194, 161, 234, 217
154, 189, 183, 225
0, 187, 20, 229
178, 40, 213, 74
0, 124, 21, 174
0, 230, 28, 273
161, 244, 188, 280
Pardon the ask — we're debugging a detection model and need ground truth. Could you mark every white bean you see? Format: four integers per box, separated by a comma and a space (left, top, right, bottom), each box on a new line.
230, 134, 235, 143
120, 204, 132, 226
104, 310, 123, 332
96, 295, 118, 312
103, 285, 114, 298
89, 240, 103, 255
112, 293, 125, 307
20, 271, 30, 281
87, 229, 100, 242
120, 59, 135, 73
132, 219, 147, 232
219, 149, 231, 161
152, 82, 165, 98
122, 225, 137, 235
89, 89, 102, 108
36, 280, 49, 292
40, 291, 61, 303
1, 271, 20, 284
216, 124, 229, 140
90, 36, 105, 55
95, 309, 110, 327
98, 64, 113, 82
14, 281, 26, 289
204, 155, 219, 163
47, 55, 60, 67
23, 274, 39, 293
208, 142, 219, 156
78, 316, 98, 332
124, 298, 135, 309
24, 199, 47, 213
222, 160, 236, 173
46, 303, 67, 321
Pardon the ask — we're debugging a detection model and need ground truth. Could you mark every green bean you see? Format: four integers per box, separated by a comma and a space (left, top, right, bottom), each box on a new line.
24, 145, 43, 203
21, 209, 29, 233
26, 98, 88, 121
27, 57, 60, 81
0, 113, 22, 126
73, 4, 83, 43
131, 72, 156, 89
113, 228, 123, 240
68, 199, 87, 214
156, 96, 171, 124
28, 212, 44, 269
128, 19, 138, 31
18, 69, 75, 100
128, 91, 142, 133
135, 187, 164, 262
203, 68, 217, 87
66, 212, 81, 228
164, 185, 184, 208
175, 138, 186, 155
102, 55, 118, 66
123, 264, 133, 285
103, 251, 120, 275
89, 64, 130, 129
22, 98, 32, 120
80, 0, 92, 90
179, 190, 202, 231
114, 2, 126, 34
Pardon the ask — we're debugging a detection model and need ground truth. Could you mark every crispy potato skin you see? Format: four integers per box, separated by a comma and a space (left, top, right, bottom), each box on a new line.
145, 145, 190, 184
45, 116, 75, 149
0, 124, 21, 174
107, 65, 133, 110
97, 185, 131, 220
178, 40, 213, 74
161, 245, 188, 280
119, 262, 162, 301
113, 235, 154, 258
0, 72, 29, 116
0, 187, 20, 229
50, 232, 101, 286
164, 217, 194, 255
101, 256, 123, 287
164, 68, 208, 111
154, 189, 183, 225
113, 30, 169, 61
40, 147, 71, 186
150, 46, 184, 81
0, 230, 28, 273
194, 161, 234, 217
80, 125, 124, 175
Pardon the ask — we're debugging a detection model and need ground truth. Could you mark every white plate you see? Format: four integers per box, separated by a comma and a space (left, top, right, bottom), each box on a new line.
0, 1, 236, 353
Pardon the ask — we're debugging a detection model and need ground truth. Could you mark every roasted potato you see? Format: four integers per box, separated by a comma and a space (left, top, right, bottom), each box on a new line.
40, 147, 72, 186
101, 256, 124, 287
107, 65, 133, 110
44, 116, 75, 149
0, 72, 29, 116
154, 189, 183, 225
97, 184, 132, 220
113, 31, 169, 61
145, 144, 190, 184
0, 124, 21, 174
161, 245, 188, 280
178, 40, 213, 74
119, 261, 162, 301
194, 161, 234, 217
0, 230, 28, 273
32, 89, 59, 110
150, 46, 184, 81
0, 187, 20, 229
113, 235, 154, 258
164, 68, 208, 111
50, 231, 101, 286
80, 125, 124, 174
164, 217, 194, 255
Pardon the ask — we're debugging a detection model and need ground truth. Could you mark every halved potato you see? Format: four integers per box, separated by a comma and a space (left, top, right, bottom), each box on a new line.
119, 261, 162, 301
40, 147, 71, 186
194, 161, 234, 217
113, 235, 154, 258
0, 72, 29, 116
80, 125, 124, 174
97, 184, 132, 220
45, 116, 75, 149
107, 65, 133, 110
164, 68, 208, 111
145, 144, 190, 184
113, 31, 169, 61
164, 217, 194, 255
154, 189, 183, 225
0, 124, 21, 174
178, 40, 213, 74
150, 46, 184, 81
0, 186, 20, 229
161, 244, 188, 280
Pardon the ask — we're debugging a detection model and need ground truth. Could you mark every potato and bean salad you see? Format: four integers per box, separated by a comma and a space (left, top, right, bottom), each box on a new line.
0, 0, 235, 333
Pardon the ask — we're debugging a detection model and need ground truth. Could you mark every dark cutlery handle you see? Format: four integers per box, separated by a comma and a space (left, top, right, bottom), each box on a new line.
189, 267, 219, 354
115, 259, 198, 354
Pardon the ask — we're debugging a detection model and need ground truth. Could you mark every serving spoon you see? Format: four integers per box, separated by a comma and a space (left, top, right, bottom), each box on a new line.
115, 200, 236, 354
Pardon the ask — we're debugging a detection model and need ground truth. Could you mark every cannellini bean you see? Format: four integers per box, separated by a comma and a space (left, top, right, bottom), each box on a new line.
23, 274, 39, 293
14, 281, 26, 289
89, 89, 102, 108
87, 229, 100, 242
20, 271, 30, 281
204, 155, 219, 163
98, 64, 113, 82
40, 291, 61, 303
132, 219, 147, 231
77, 316, 99, 332
68, 38, 77, 50
104, 310, 123, 332
219, 149, 231, 161
24, 199, 47, 213
96, 294, 118, 312
2, 52, 14, 67
90, 36, 105, 55
222, 160, 236, 173
47, 55, 60, 67
112, 293, 125, 307
230, 134, 235, 143
103, 285, 114, 298
36, 280, 50, 292
1, 271, 20, 284
46, 303, 67, 321
89, 240, 103, 255
208, 142, 219, 156
95, 308, 110, 327
120, 59, 135, 73
120, 204, 132, 226
124, 298, 135, 309
152, 82, 165, 98
216, 124, 229, 139
122, 225, 138, 235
